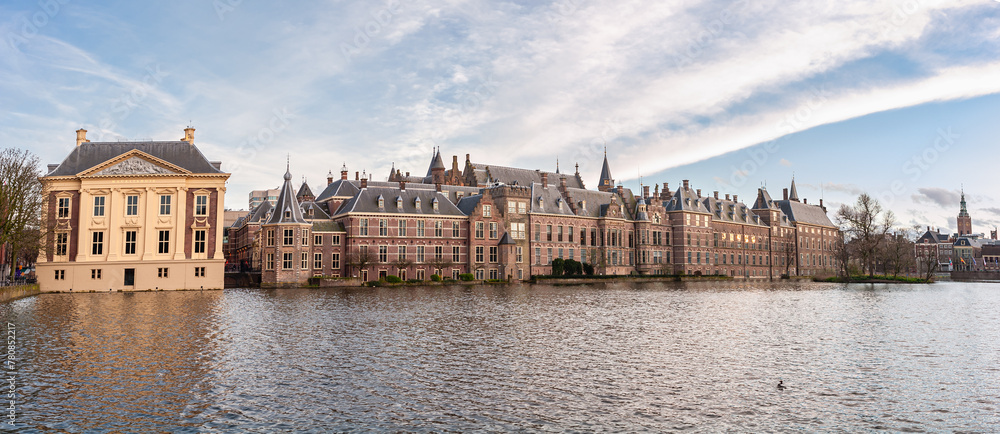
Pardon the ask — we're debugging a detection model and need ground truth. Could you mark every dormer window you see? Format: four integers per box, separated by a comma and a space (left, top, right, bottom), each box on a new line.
284, 210, 291, 219
377, 195, 385, 209
396, 196, 403, 209
432, 197, 439, 211
414, 197, 421, 208
537, 196, 543, 207
685, 198, 690, 206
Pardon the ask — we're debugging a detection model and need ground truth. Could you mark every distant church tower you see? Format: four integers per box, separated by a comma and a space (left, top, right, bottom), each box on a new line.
957, 189, 972, 236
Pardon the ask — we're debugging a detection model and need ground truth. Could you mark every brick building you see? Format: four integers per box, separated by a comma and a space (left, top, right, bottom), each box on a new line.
230, 151, 841, 285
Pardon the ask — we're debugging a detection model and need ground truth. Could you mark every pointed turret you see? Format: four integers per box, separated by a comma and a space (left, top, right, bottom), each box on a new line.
265, 164, 308, 225
598, 149, 613, 192
789, 177, 799, 202
296, 180, 314, 202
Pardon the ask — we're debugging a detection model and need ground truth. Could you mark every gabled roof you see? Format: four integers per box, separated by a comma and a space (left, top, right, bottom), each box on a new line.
752, 188, 778, 210
774, 200, 835, 227
560, 187, 625, 218
333, 187, 466, 216
46, 141, 225, 176
296, 182, 314, 200
265, 168, 308, 225
917, 230, 950, 244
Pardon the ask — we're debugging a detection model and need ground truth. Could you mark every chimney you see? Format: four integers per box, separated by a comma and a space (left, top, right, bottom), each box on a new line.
725, 194, 731, 201
465, 153, 471, 162
803, 198, 807, 204
327, 171, 334, 186
355, 171, 359, 181
182, 127, 195, 143
783, 188, 789, 200
75, 129, 89, 146
452, 155, 459, 172
399, 181, 406, 191
341, 165, 348, 180
819, 199, 823, 208
435, 183, 442, 192
406, 171, 410, 177
541, 173, 548, 188
733, 195, 738, 203
683, 180, 690, 190
560, 177, 567, 190
643, 185, 650, 198
662, 183, 669, 199
696, 189, 701, 197
714, 191, 719, 199
360, 177, 367, 189
616, 185, 624, 197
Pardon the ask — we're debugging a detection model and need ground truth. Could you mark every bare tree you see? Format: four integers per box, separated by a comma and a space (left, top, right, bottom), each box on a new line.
832, 235, 852, 279
837, 193, 896, 277
782, 233, 796, 277
346, 248, 373, 278
0, 149, 45, 280
880, 229, 915, 278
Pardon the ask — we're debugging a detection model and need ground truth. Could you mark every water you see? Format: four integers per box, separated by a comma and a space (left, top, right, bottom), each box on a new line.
2, 281, 999, 432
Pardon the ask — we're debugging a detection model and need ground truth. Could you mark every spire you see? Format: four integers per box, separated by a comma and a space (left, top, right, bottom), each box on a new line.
959, 187, 969, 217
555, 157, 560, 174
426, 147, 446, 176
788, 176, 799, 202
598, 152, 613, 192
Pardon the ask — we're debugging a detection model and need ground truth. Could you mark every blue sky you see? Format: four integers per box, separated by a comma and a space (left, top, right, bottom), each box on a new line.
2, 0, 999, 234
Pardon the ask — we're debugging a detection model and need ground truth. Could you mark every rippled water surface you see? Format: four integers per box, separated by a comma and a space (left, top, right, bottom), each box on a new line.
3, 281, 1000, 432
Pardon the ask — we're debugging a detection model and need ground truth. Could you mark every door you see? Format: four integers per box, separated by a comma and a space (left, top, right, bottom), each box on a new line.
124, 268, 135, 286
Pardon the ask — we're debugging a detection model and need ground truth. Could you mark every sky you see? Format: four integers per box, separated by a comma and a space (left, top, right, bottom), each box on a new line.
2, 0, 999, 235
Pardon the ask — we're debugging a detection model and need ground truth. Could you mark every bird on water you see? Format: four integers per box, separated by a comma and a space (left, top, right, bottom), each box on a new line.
777, 380, 786, 390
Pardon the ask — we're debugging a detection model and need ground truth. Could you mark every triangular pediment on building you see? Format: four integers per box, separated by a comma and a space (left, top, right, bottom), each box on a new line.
80, 150, 190, 177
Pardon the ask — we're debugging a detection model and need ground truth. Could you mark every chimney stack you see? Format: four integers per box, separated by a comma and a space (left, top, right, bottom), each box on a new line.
465, 153, 471, 162
75, 129, 89, 146
643, 185, 650, 198
435, 183, 442, 192
819, 199, 823, 208
714, 191, 719, 199
696, 189, 701, 197
541, 173, 548, 188
783, 188, 789, 200
406, 171, 410, 177
803, 198, 807, 204
726, 194, 731, 201
360, 177, 368, 188
327, 171, 334, 186
399, 181, 406, 191
733, 195, 738, 203
616, 185, 624, 197
683, 180, 690, 190
341, 165, 348, 180
182, 127, 195, 143
355, 171, 360, 181
560, 176, 568, 191
452, 155, 459, 172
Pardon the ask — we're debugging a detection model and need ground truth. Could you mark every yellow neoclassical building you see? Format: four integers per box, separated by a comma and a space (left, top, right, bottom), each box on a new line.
37, 128, 229, 292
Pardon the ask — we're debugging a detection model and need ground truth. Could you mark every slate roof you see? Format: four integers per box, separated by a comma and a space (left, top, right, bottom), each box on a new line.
701, 197, 766, 226
559, 187, 626, 218
315, 179, 361, 202
468, 163, 585, 189
247, 201, 273, 223
529, 184, 577, 216
664, 184, 711, 213
774, 200, 836, 227
498, 232, 516, 245
300, 201, 330, 220
46, 141, 225, 176
265, 169, 308, 225
752, 188, 778, 210
333, 187, 466, 216
456, 195, 482, 215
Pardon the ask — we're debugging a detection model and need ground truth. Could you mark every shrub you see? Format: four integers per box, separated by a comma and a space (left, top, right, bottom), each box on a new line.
430, 274, 442, 282
459, 273, 475, 281
582, 262, 595, 276
384, 275, 403, 284
551, 258, 565, 276
563, 259, 584, 276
